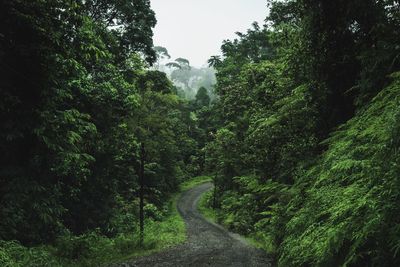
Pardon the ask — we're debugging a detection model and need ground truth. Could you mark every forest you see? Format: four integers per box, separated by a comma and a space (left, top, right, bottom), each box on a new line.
1, 0, 400, 266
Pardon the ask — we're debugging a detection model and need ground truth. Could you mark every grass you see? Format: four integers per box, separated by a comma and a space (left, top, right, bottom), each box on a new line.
245, 234, 276, 254
0, 195, 187, 267
197, 188, 275, 254
197, 190, 218, 222
82, 176, 212, 266
180, 175, 212, 191
0, 176, 212, 267
98, 193, 186, 266
106, 176, 212, 265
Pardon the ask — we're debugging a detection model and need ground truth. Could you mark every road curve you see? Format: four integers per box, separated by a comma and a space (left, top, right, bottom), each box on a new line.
119, 182, 272, 267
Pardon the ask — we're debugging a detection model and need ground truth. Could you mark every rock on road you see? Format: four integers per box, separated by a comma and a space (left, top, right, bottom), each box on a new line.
118, 182, 272, 267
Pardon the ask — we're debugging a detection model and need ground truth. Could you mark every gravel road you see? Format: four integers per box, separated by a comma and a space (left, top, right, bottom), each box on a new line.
118, 182, 272, 267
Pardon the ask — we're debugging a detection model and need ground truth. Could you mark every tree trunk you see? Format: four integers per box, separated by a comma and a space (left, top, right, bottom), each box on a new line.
213, 174, 217, 209
139, 142, 145, 245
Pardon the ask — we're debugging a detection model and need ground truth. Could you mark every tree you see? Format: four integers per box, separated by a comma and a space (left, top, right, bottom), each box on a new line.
130, 65, 199, 243
84, 0, 157, 63
154, 46, 171, 69
175, 58, 191, 69
195, 87, 211, 108
154, 46, 171, 60
208, 56, 222, 68
138, 70, 173, 94
0, 0, 158, 243
203, 1, 400, 266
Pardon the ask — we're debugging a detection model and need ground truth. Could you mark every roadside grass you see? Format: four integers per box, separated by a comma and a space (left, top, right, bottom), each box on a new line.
0, 176, 212, 267
197, 190, 218, 222
90, 193, 186, 267
180, 175, 212, 191
0, 195, 185, 267
197, 189, 275, 255
66, 176, 212, 266
96, 175, 212, 265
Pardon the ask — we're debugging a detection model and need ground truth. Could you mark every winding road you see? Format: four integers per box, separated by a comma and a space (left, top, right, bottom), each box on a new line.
119, 182, 272, 267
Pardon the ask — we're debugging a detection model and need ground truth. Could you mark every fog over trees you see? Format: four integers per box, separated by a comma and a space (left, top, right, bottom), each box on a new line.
1, 0, 400, 266
154, 46, 217, 100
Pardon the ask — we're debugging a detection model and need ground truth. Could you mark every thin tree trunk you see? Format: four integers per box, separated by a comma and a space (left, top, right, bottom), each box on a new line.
213, 174, 217, 209
139, 142, 145, 245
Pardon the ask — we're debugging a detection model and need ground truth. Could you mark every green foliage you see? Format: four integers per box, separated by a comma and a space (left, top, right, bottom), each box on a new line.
180, 176, 212, 191
279, 73, 400, 267
198, 190, 218, 222
205, 1, 400, 266
2, 0, 400, 266
154, 46, 171, 60
246, 84, 318, 183
0, 241, 61, 267
83, 0, 157, 63
198, 176, 287, 254
0, 0, 201, 265
195, 87, 211, 108
0, 190, 187, 267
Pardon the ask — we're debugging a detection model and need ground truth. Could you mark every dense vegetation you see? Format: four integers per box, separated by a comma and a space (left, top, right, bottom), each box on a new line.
0, 0, 211, 265
203, 0, 400, 266
1, 0, 400, 266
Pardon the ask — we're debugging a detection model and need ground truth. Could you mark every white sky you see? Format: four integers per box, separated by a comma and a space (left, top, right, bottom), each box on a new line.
150, 0, 268, 67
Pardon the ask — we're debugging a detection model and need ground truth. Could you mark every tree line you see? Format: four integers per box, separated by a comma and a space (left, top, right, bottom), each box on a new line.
2, 0, 400, 266
203, 0, 400, 266
0, 0, 212, 265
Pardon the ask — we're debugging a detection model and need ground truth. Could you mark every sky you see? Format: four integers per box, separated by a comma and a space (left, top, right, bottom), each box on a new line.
150, 0, 268, 67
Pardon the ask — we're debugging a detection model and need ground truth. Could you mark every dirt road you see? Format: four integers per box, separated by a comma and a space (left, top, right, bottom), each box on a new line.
119, 182, 272, 266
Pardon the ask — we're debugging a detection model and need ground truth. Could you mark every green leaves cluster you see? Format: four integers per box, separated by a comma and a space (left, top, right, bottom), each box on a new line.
0, 0, 199, 263
280, 74, 400, 266
204, 1, 400, 266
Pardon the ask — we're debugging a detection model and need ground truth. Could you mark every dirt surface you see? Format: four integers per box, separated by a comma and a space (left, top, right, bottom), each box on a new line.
117, 182, 272, 267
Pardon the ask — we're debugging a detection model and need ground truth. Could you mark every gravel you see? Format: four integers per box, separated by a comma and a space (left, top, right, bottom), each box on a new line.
116, 182, 272, 267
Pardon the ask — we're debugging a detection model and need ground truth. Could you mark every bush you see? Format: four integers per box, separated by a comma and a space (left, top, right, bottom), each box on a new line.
279, 72, 400, 266
0, 240, 61, 267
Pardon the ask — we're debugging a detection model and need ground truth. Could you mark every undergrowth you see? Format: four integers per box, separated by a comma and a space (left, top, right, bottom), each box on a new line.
0, 176, 211, 267
204, 73, 400, 266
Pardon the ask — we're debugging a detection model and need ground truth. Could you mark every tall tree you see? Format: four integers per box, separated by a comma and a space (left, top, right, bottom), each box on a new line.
195, 87, 211, 108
